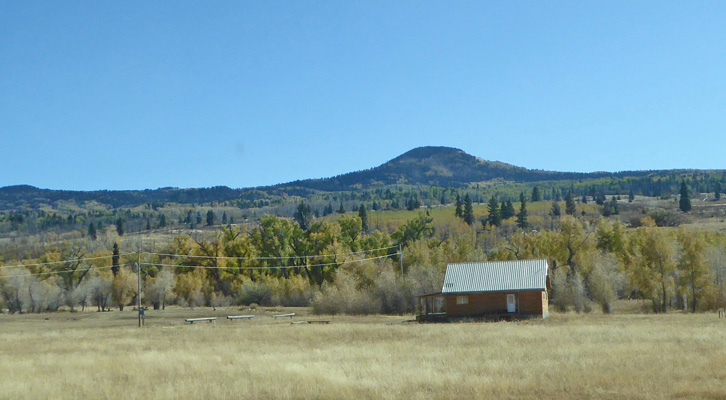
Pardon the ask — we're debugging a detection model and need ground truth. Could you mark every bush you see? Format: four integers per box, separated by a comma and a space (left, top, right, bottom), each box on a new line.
311, 270, 381, 315
551, 267, 591, 313
236, 281, 273, 306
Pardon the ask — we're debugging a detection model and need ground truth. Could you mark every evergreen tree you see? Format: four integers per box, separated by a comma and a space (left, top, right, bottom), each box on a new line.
112, 243, 120, 276
358, 205, 369, 233
196, 212, 202, 225
501, 200, 516, 220
516, 192, 528, 229
222, 212, 228, 225
146, 219, 151, 230
595, 192, 606, 206
581, 194, 588, 204
294, 202, 313, 230
159, 213, 166, 227
463, 194, 474, 226
323, 203, 334, 216
628, 189, 635, 203
679, 180, 692, 212
184, 210, 192, 224
602, 197, 619, 217
407, 197, 420, 211
454, 194, 463, 218
565, 191, 576, 216
206, 210, 215, 226
116, 218, 124, 236
372, 201, 380, 211
531, 187, 541, 202
88, 222, 97, 241
485, 196, 501, 227
338, 201, 345, 214
551, 202, 561, 217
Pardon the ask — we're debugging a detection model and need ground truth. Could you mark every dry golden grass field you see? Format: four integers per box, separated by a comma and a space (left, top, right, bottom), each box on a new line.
1, 304, 726, 400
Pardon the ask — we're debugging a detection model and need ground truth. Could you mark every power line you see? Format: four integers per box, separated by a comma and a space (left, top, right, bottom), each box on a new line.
0, 253, 136, 270
145, 245, 398, 261
0, 246, 399, 271
141, 253, 399, 270
0, 264, 135, 279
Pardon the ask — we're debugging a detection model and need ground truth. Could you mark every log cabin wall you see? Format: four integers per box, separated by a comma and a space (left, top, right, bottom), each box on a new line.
445, 290, 545, 317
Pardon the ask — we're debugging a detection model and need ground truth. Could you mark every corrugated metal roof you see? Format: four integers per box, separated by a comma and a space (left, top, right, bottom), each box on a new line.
441, 259, 548, 294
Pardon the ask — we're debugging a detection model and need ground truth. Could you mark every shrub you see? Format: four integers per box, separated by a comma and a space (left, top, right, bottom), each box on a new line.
311, 270, 381, 315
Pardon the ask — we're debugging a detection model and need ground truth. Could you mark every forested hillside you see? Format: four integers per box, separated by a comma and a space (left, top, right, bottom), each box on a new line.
1, 146, 725, 239
2, 146, 726, 317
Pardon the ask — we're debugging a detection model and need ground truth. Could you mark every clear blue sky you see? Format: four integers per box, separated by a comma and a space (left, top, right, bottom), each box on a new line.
2, 2, 725, 191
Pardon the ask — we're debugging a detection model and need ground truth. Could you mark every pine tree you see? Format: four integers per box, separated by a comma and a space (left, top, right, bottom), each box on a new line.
611, 196, 619, 215
222, 212, 228, 225
531, 187, 541, 202
516, 192, 528, 229
485, 196, 501, 227
679, 180, 692, 212
323, 203, 334, 216
628, 189, 635, 203
112, 243, 120, 276
501, 200, 515, 220
454, 194, 463, 218
294, 202, 313, 230
463, 194, 474, 226
88, 222, 97, 240
551, 202, 561, 217
338, 201, 345, 214
206, 210, 215, 226
116, 218, 124, 236
358, 205, 369, 233
159, 213, 166, 227
565, 191, 576, 216
581, 194, 588, 204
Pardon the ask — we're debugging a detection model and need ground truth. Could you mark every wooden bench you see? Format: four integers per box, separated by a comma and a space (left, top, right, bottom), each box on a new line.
290, 320, 330, 325
272, 313, 296, 319
185, 317, 216, 324
227, 315, 254, 320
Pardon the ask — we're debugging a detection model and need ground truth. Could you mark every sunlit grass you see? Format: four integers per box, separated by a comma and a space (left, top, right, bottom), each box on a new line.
1, 305, 725, 399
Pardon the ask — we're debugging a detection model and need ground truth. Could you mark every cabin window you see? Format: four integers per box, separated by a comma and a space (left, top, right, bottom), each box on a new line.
456, 296, 468, 305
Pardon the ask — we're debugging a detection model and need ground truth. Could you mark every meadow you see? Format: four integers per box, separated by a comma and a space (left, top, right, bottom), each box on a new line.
1, 304, 725, 399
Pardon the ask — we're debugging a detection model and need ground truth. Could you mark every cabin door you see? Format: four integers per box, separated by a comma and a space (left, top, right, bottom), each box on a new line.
507, 294, 516, 313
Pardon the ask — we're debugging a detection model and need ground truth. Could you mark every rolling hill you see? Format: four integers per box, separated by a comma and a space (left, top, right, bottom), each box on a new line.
0, 146, 708, 210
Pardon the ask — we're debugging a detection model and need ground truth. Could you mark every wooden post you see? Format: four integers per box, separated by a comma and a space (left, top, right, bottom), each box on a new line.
399, 244, 403, 275
137, 252, 142, 327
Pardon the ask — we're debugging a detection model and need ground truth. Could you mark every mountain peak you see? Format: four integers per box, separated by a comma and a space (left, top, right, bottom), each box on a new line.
393, 146, 467, 161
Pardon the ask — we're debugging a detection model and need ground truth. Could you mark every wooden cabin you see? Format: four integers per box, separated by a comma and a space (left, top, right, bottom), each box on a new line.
417, 259, 551, 322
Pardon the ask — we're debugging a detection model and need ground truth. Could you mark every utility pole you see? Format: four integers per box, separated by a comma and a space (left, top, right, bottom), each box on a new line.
399, 244, 403, 275
137, 251, 142, 327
